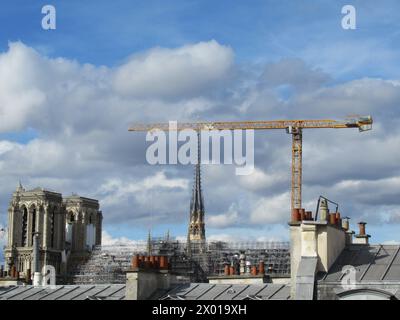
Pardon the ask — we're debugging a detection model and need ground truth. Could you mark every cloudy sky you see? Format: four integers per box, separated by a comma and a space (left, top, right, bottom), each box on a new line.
1, 0, 400, 256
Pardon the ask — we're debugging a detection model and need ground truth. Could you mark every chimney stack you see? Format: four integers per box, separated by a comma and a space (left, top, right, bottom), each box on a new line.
299, 209, 306, 221
358, 222, 366, 236
132, 255, 139, 269
224, 264, 229, 276
319, 198, 329, 222
229, 265, 235, 276
353, 221, 370, 245
342, 217, 350, 231
258, 261, 265, 275
329, 213, 336, 225
291, 208, 300, 223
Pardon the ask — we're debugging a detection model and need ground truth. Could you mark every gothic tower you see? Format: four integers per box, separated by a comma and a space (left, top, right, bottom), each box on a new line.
4, 183, 66, 277
3, 183, 103, 280
187, 132, 206, 245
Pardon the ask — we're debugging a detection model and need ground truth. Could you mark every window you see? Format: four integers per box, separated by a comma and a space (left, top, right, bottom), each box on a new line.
50, 208, 56, 248
31, 207, 36, 246
22, 207, 28, 246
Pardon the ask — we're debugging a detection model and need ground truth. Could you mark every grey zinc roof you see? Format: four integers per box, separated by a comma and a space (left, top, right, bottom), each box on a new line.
319, 245, 400, 283
160, 283, 290, 300
0, 283, 290, 300
0, 284, 126, 300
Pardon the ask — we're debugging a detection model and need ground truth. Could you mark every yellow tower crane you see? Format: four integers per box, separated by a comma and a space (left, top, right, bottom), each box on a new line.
129, 116, 372, 214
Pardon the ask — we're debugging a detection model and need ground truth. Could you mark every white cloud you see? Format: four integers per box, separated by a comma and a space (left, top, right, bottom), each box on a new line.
250, 192, 290, 224
113, 40, 234, 98
239, 168, 286, 191
101, 230, 146, 247
0, 41, 400, 245
0, 42, 47, 132
260, 58, 330, 91
207, 205, 239, 228
92, 171, 190, 225
0, 139, 66, 176
97, 171, 189, 207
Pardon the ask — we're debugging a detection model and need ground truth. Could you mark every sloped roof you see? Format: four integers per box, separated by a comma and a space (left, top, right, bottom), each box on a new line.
0, 284, 125, 300
158, 283, 290, 300
0, 283, 291, 300
318, 244, 400, 283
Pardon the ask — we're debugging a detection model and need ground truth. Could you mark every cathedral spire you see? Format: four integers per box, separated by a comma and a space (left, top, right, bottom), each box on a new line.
187, 131, 206, 243
147, 229, 152, 255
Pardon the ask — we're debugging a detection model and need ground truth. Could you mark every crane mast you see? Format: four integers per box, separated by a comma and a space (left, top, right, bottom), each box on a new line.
129, 116, 372, 215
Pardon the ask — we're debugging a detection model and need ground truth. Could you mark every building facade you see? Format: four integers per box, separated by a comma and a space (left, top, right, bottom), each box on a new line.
3, 183, 102, 279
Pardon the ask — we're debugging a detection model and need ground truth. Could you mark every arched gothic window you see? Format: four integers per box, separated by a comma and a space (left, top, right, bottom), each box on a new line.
31, 207, 36, 246
22, 207, 28, 246
50, 207, 56, 248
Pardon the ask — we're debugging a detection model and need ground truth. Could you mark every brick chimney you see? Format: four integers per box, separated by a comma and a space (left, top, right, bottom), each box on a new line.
353, 222, 370, 245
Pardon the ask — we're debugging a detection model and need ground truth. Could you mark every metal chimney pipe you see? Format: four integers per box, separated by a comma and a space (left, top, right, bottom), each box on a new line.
342, 217, 350, 231
319, 198, 329, 221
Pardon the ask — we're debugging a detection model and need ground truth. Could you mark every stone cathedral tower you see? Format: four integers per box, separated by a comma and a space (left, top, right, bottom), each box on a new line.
187, 133, 206, 247
3, 183, 102, 279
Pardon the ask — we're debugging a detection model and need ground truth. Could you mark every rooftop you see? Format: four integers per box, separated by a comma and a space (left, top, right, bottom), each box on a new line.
158, 283, 290, 300
318, 244, 400, 283
0, 284, 126, 300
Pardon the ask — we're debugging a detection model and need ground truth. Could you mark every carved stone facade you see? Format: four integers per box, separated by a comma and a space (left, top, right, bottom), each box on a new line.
64, 195, 102, 252
3, 183, 102, 278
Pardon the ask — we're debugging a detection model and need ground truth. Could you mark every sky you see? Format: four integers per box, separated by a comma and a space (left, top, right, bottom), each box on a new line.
1, 0, 400, 259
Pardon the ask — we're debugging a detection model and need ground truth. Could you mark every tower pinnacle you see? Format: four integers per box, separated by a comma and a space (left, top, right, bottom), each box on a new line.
187, 132, 206, 242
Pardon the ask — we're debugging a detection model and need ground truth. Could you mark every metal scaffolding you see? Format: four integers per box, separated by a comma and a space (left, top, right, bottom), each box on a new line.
67, 238, 290, 284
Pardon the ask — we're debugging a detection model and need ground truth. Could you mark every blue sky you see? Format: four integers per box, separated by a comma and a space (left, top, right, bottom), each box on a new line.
0, 0, 400, 250
1, 0, 399, 75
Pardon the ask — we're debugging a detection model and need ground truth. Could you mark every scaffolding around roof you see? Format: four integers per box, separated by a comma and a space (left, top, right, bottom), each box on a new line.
66, 238, 290, 285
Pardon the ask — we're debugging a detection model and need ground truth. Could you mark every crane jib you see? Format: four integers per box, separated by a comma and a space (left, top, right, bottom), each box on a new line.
129, 116, 373, 132
128, 116, 373, 214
